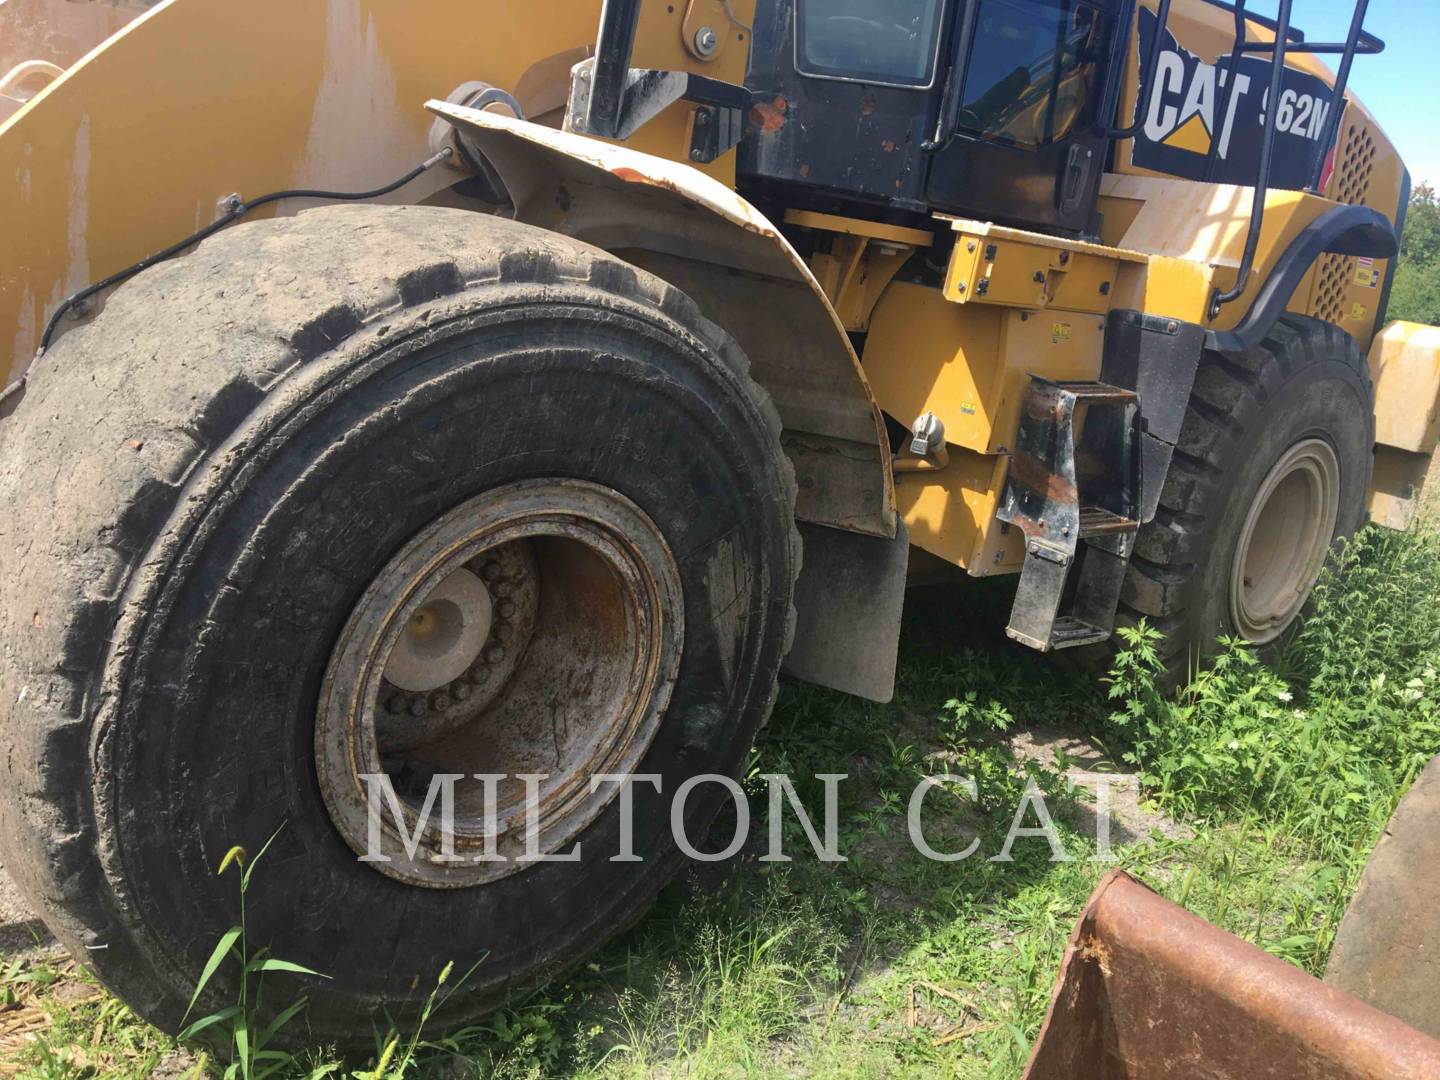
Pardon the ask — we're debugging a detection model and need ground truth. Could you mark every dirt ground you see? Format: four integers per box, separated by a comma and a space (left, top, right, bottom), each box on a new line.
1008, 726, 1191, 847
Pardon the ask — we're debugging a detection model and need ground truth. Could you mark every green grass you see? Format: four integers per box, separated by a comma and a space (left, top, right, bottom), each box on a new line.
0, 954, 173, 1078
5, 519, 1440, 1078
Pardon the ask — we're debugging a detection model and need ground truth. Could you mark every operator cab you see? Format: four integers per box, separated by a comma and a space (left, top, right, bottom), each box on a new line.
568, 0, 1385, 281
740, 0, 1120, 236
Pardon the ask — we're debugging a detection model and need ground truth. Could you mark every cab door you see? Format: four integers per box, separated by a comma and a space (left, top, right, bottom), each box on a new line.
741, 0, 952, 209
924, 0, 1118, 235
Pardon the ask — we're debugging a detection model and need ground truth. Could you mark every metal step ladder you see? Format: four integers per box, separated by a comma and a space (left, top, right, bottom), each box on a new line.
997, 378, 1141, 651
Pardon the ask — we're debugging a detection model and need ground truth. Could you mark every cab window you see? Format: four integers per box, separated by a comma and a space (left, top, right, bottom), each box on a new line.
796, 0, 947, 87
957, 0, 1110, 148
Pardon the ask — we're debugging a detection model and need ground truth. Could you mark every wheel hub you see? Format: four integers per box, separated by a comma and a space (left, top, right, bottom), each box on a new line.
1229, 438, 1341, 644
374, 541, 540, 752
316, 479, 683, 888
383, 566, 492, 693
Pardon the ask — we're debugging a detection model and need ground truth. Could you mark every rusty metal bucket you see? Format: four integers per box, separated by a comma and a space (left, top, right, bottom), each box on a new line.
1024, 870, 1440, 1079
1326, 753, 1440, 1041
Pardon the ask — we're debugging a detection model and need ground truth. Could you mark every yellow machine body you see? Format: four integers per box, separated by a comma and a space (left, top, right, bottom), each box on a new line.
2, 0, 1438, 574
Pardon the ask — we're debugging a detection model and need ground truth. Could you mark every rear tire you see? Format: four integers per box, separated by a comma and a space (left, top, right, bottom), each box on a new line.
0, 206, 798, 1045
1073, 315, 1374, 682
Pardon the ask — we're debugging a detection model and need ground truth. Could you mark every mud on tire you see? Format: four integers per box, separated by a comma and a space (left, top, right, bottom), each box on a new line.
0, 206, 798, 1045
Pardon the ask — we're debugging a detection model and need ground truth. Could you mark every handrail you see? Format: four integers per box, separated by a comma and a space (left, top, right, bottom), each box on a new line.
1096, 0, 1174, 140
1198, 0, 1306, 43
1306, 0, 1371, 193
1209, 0, 1293, 317
584, 0, 643, 140
1238, 38, 1382, 55
1202, 0, 1249, 183
923, 0, 981, 152
1208, 0, 1379, 316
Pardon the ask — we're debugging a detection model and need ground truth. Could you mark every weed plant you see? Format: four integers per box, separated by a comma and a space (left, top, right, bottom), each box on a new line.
6, 522, 1440, 1077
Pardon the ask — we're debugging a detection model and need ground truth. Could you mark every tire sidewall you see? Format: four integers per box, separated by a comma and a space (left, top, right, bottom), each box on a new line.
104, 290, 793, 1039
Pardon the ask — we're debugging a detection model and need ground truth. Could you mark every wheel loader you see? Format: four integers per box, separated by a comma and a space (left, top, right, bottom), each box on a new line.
2, 0, 1439, 1052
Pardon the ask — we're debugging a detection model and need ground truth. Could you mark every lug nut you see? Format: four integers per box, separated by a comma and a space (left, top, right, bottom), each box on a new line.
453, 682, 472, 701
431, 692, 452, 712
498, 600, 516, 618
495, 622, 513, 642
484, 643, 506, 664
480, 560, 501, 581
409, 698, 428, 718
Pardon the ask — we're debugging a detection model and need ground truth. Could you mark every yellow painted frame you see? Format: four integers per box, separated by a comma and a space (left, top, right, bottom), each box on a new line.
0, 0, 756, 386
4, 0, 1435, 582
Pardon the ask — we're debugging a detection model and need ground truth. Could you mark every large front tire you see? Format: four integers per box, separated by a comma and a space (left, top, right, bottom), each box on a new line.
0, 206, 797, 1044
1078, 315, 1374, 680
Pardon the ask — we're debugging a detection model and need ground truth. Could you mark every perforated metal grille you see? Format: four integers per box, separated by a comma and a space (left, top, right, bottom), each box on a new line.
1312, 123, 1378, 324
1334, 124, 1376, 207
1314, 253, 1351, 325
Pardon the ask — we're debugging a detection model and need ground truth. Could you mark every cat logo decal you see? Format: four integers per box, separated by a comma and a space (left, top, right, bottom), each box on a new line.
1133, 9, 1336, 190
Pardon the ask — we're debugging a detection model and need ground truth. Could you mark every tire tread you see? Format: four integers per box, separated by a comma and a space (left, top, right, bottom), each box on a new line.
1066, 314, 1372, 680
0, 204, 799, 1029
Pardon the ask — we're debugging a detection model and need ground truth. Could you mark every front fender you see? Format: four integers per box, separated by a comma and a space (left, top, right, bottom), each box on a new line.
431, 103, 895, 539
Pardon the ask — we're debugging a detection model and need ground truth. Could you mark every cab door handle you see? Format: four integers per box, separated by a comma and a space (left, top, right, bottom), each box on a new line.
1060, 144, 1094, 216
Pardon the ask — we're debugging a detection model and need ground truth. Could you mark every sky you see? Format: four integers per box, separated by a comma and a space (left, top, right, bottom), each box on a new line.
1245, 0, 1440, 186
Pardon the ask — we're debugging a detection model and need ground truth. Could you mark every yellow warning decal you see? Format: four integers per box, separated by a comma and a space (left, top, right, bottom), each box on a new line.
1350, 302, 1369, 322
1354, 262, 1381, 289
1051, 322, 1072, 344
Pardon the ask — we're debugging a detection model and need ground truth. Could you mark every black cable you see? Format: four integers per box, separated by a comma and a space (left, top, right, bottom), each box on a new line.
30, 146, 454, 360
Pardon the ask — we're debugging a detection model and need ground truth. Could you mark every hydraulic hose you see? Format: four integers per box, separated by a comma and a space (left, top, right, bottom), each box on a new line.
0, 146, 454, 410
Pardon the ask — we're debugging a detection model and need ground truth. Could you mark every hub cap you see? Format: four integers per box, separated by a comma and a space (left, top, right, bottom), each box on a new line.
316, 479, 683, 887
1229, 438, 1341, 644
382, 566, 493, 693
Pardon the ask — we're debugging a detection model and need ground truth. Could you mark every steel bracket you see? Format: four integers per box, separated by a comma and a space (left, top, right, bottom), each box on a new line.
997, 377, 1141, 652
566, 57, 751, 163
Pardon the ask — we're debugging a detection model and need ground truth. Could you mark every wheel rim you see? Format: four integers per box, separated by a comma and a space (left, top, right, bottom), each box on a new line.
316, 479, 683, 887
1229, 438, 1341, 644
